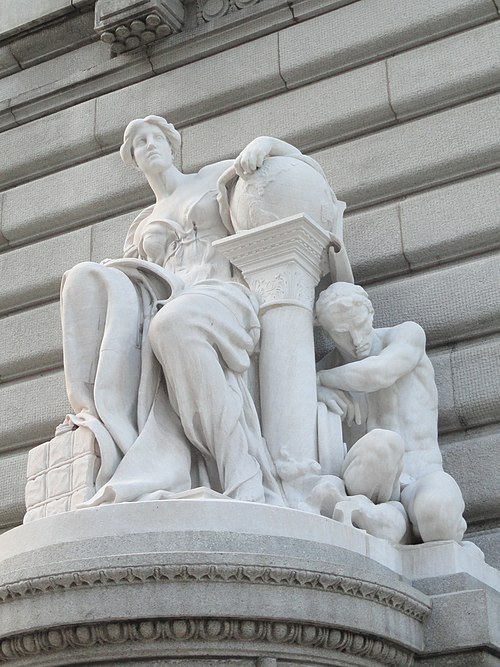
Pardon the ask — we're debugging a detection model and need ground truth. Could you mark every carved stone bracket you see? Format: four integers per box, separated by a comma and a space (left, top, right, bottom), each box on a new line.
95, 0, 184, 54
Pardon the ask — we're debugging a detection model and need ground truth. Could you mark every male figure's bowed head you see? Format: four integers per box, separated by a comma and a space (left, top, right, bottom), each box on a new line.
316, 282, 466, 544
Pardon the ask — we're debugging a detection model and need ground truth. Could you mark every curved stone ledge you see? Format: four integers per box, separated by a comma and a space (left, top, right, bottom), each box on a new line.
0, 617, 414, 666
0, 500, 431, 665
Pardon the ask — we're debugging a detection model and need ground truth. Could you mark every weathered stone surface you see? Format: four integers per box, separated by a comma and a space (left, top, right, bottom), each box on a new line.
451, 337, 500, 431
468, 531, 500, 571
0, 370, 68, 452
0, 227, 91, 315
95, 33, 286, 149
388, 20, 500, 119
344, 203, 409, 282
315, 92, 500, 207
0, 42, 108, 107
2, 152, 150, 244
0, 0, 75, 41
400, 168, 500, 269
279, 0, 498, 87
423, 588, 500, 655
8, 10, 97, 70
0, 449, 28, 530
441, 426, 500, 523
90, 209, 141, 261
0, 301, 62, 382
367, 252, 500, 347
182, 61, 394, 170
0, 100, 101, 190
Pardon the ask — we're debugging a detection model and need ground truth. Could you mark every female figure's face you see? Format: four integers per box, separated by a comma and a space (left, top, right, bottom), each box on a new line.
132, 122, 173, 175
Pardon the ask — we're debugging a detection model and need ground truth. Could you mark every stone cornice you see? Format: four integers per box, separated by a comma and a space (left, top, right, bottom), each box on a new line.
0, 616, 415, 665
0, 562, 431, 622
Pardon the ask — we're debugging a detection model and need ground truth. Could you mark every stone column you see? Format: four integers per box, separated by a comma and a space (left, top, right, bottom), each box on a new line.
214, 214, 331, 507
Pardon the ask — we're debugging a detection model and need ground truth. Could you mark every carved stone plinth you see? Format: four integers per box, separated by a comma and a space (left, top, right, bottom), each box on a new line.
214, 214, 331, 508
1, 501, 499, 666
95, 0, 184, 54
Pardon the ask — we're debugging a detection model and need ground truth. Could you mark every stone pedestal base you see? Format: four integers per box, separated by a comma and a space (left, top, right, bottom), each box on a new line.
0, 501, 499, 666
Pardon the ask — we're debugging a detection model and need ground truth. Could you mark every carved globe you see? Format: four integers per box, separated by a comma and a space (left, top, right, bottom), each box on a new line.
227, 156, 343, 238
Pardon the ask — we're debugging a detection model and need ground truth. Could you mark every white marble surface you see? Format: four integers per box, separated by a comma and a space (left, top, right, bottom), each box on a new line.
316, 282, 467, 544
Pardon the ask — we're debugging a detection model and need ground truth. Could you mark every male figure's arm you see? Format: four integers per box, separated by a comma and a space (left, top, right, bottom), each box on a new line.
317, 322, 426, 393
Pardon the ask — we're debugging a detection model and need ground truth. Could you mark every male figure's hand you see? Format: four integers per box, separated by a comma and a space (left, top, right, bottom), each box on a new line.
317, 384, 361, 426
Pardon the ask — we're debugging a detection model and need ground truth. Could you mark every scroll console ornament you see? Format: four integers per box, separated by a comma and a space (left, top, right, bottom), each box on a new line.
25, 115, 467, 547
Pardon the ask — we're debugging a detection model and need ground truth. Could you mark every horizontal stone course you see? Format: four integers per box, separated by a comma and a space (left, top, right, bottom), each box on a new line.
0, 449, 29, 530
181, 60, 394, 169
0, 41, 108, 109
367, 252, 500, 347
0, 331, 497, 454
3, 17, 500, 192
1, 152, 151, 244
1, 163, 498, 313
0, 227, 91, 315
3, 81, 488, 246
279, 0, 498, 88
0, 0, 75, 41
0, 371, 70, 453
441, 426, 500, 524
95, 33, 286, 151
315, 92, 500, 208
388, 20, 500, 119
7, 10, 96, 71
0, 301, 62, 382
0, 100, 101, 191
400, 169, 500, 269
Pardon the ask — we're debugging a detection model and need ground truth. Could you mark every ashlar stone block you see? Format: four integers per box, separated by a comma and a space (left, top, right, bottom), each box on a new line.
367, 252, 500, 347
314, 91, 500, 207
95, 33, 285, 149
441, 426, 500, 524
182, 61, 394, 170
0, 227, 91, 316
2, 152, 150, 244
0, 99, 100, 191
0, 370, 69, 453
279, 0, 498, 88
388, 20, 500, 119
400, 168, 500, 268
0, 301, 62, 382
344, 202, 409, 282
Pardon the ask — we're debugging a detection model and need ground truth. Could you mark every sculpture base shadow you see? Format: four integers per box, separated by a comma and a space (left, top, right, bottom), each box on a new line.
0, 501, 499, 666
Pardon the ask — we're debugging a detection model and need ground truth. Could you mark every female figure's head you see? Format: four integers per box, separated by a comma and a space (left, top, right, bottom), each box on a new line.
120, 116, 181, 174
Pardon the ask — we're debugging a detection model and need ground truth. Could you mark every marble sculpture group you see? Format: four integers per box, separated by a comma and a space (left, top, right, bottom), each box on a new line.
49, 116, 466, 545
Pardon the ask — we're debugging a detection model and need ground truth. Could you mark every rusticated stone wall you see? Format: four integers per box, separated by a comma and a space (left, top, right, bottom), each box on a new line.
0, 0, 499, 565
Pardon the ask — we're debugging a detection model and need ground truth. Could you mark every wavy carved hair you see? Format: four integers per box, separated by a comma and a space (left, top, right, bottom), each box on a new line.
316, 282, 373, 328
120, 115, 181, 168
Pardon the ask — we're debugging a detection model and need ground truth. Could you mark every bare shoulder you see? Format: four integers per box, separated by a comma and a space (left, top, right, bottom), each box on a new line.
387, 321, 427, 348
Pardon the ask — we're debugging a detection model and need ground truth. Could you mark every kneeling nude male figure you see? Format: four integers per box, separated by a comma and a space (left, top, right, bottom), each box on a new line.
316, 282, 466, 543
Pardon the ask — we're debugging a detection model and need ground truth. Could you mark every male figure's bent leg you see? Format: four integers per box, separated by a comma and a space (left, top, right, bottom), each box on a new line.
342, 429, 404, 503
401, 470, 466, 542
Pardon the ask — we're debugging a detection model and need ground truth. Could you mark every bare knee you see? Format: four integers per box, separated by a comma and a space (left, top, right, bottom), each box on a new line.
402, 471, 466, 542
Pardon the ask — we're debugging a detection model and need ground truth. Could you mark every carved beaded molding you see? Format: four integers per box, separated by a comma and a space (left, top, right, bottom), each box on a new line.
0, 617, 414, 666
197, 0, 261, 23
0, 563, 430, 622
